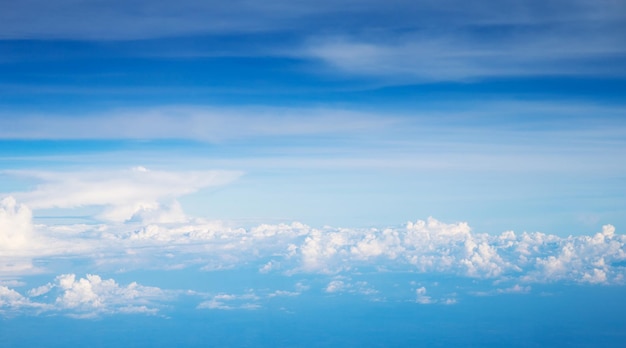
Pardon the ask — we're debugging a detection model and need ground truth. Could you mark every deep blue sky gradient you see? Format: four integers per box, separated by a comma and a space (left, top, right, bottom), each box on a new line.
1, 0, 626, 345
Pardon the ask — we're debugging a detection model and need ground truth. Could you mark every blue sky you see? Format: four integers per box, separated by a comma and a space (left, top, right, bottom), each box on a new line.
1, 0, 626, 346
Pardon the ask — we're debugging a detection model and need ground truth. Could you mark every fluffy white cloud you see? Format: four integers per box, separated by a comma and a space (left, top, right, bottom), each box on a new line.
53, 274, 165, 316
0, 285, 42, 313
0, 196, 46, 275
0, 274, 168, 317
3, 187, 626, 287
3, 273, 168, 317
0, 196, 36, 252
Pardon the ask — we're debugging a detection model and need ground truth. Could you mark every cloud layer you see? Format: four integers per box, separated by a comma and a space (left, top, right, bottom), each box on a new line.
3, 190, 625, 285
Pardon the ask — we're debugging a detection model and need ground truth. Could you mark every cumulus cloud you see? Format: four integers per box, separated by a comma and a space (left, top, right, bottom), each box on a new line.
3, 189, 626, 288
0, 285, 44, 314
45, 218, 626, 285
53, 274, 165, 316
0, 196, 36, 252
0, 196, 48, 275
8, 167, 241, 222
1, 273, 166, 317
1, 217, 625, 316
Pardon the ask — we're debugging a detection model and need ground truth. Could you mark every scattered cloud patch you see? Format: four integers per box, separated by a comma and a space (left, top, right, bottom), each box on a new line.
197, 292, 261, 311
198, 283, 306, 311
324, 277, 379, 298
415, 287, 432, 304
0, 274, 167, 317
0, 285, 45, 314
473, 284, 532, 296
325, 280, 346, 293
53, 274, 165, 317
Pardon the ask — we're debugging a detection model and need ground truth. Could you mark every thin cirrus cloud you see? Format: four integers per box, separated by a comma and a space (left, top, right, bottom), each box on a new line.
303, 29, 626, 81
1, 0, 624, 81
2, 0, 623, 41
0, 106, 390, 142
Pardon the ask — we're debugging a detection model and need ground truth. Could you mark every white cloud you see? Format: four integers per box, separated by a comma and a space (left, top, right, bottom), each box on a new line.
325, 280, 346, 293
3, 187, 626, 288
2, 0, 624, 84
0, 196, 48, 275
415, 286, 432, 304
0, 196, 36, 252
27, 283, 53, 297
268, 290, 300, 298
198, 292, 261, 311
53, 274, 166, 316
259, 260, 277, 274
1, 274, 171, 317
0, 280, 25, 287
324, 278, 378, 297
0, 285, 37, 311
13, 274, 166, 317
499, 285, 531, 294
305, 21, 626, 81
473, 284, 532, 296
8, 167, 241, 222
0, 106, 390, 142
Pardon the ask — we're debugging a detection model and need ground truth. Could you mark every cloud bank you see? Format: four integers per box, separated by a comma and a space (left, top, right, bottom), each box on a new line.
3, 192, 625, 284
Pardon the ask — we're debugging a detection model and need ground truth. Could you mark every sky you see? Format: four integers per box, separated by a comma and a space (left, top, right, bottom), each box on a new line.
1, 0, 626, 346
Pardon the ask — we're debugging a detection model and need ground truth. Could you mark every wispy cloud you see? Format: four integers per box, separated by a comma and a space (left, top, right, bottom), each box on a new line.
1, 102, 625, 177
304, 26, 626, 81
8, 167, 241, 222
0, 106, 390, 142
2, 0, 624, 81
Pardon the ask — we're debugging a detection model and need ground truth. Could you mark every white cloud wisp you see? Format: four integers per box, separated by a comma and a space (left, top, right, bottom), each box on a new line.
8, 167, 242, 223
